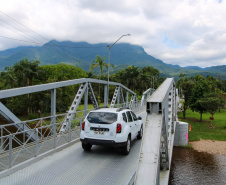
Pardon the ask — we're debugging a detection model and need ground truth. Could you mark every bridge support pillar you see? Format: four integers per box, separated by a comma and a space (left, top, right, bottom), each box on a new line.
174, 121, 188, 146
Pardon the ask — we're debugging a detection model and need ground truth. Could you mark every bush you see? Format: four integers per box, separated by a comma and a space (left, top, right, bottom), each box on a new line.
28, 114, 38, 120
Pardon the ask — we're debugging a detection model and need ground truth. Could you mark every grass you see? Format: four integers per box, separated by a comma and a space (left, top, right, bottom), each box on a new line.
178, 109, 226, 141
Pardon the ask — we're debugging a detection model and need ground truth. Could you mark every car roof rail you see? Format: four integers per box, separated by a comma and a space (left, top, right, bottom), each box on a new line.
94, 106, 109, 110
116, 107, 130, 112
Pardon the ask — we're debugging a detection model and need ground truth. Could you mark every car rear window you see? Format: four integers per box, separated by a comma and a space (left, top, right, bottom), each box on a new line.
87, 112, 118, 124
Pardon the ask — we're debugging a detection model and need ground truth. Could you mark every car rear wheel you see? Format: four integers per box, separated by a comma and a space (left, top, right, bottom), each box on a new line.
137, 125, 143, 139
82, 143, 92, 151
122, 136, 131, 155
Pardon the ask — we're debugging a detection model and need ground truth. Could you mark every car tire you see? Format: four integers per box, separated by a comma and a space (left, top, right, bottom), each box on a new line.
82, 143, 92, 151
137, 125, 143, 140
122, 136, 131, 155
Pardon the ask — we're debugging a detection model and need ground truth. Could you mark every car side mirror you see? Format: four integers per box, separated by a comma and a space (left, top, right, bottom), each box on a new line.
137, 116, 142, 120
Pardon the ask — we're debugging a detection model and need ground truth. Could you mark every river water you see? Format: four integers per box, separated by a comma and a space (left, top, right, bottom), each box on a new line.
169, 147, 226, 185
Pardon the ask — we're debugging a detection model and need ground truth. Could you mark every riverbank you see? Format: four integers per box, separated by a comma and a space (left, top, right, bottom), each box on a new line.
178, 109, 226, 142
189, 139, 226, 156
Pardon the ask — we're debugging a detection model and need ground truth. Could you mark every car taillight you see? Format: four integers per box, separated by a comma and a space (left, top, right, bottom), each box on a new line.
82, 121, 85, 130
116, 123, 121, 133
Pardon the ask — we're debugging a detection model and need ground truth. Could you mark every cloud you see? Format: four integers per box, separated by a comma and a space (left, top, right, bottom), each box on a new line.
0, 0, 226, 68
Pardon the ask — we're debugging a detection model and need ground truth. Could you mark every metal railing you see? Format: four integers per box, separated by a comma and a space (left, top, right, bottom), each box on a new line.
0, 101, 146, 172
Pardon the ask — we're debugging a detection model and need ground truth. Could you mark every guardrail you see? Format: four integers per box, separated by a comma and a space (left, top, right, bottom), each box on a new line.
0, 100, 146, 172
0, 109, 87, 171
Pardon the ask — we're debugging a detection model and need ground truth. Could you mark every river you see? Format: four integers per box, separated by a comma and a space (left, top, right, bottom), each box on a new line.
169, 147, 226, 185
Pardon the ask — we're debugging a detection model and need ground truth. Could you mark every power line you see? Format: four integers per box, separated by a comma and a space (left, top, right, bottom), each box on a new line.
0, 18, 42, 43
0, 10, 97, 66
0, 35, 107, 48
0, 35, 42, 44
0, 22, 39, 43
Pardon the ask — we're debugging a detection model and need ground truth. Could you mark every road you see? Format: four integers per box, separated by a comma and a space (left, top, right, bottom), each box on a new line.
0, 112, 147, 185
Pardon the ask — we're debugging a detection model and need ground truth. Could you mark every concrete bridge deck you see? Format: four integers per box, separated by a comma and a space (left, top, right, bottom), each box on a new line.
0, 112, 147, 185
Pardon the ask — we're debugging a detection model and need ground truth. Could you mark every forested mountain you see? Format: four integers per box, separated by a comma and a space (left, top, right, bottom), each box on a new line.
0, 40, 225, 79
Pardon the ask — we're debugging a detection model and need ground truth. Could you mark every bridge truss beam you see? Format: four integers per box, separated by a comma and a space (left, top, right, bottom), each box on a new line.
0, 78, 137, 145
136, 78, 178, 185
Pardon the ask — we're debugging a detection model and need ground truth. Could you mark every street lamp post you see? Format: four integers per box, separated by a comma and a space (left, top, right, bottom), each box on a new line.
107, 34, 131, 105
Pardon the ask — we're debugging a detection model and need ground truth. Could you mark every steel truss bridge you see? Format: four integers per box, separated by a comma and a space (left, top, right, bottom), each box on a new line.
0, 78, 178, 185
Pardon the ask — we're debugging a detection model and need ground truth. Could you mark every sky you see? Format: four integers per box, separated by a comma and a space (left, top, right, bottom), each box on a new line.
0, 0, 226, 68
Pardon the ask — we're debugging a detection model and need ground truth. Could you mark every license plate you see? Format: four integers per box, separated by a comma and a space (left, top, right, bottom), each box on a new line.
94, 131, 105, 135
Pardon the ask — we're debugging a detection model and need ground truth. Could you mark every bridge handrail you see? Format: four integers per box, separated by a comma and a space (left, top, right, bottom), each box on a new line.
0, 99, 147, 172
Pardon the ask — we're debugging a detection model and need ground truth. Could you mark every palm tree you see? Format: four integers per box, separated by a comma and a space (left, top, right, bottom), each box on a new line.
90, 55, 114, 98
90, 55, 109, 79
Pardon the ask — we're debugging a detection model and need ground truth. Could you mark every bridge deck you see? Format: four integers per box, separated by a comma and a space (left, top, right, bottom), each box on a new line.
0, 112, 147, 185
136, 113, 162, 184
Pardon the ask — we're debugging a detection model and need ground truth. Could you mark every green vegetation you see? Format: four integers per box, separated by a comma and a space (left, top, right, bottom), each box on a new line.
177, 74, 225, 121
0, 58, 164, 120
177, 73, 226, 142
0, 59, 88, 117
178, 109, 226, 141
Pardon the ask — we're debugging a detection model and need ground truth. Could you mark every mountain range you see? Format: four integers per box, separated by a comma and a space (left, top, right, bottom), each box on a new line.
0, 40, 225, 80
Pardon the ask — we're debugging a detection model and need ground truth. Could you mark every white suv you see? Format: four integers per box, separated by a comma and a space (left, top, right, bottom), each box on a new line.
80, 107, 143, 155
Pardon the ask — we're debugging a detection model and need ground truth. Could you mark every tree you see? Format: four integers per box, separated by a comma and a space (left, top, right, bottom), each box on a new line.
0, 66, 17, 89
198, 93, 224, 128
90, 55, 113, 79
12, 58, 40, 87
38, 63, 88, 113
189, 75, 210, 121
179, 73, 186, 78
177, 77, 194, 119
0, 62, 88, 116
139, 66, 159, 90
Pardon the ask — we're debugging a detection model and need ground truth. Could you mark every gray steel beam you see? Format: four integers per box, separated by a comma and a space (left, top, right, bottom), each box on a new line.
117, 86, 120, 108
0, 78, 135, 99
60, 83, 88, 133
51, 88, 56, 135
126, 91, 129, 107
0, 102, 36, 141
0, 102, 21, 124
87, 83, 98, 108
104, 85, 108, 106
84, 86, 88, 117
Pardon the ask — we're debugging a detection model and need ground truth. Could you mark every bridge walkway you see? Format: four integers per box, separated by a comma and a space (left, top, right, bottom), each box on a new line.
0, 112, 147, 185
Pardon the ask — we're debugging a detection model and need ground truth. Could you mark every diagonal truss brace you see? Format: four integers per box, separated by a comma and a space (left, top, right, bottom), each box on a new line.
87, 82, 98, 109
0, 102, 36, 141
120, 87, 125, 106
129, 94, 136, 109
60, 82, 88, 133
110, 86, 120, 108
160, 109, 169, 170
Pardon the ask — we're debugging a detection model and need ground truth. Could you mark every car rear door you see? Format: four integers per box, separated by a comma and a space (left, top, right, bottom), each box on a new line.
126, 111, 136, 140
130, 111, 140, 135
